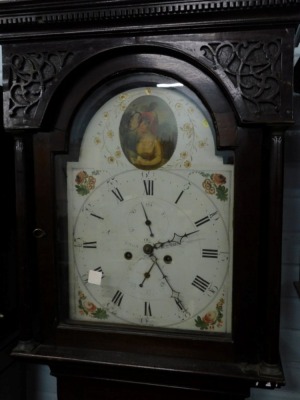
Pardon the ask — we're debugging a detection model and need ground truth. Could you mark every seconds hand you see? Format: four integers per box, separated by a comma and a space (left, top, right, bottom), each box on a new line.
139, 260, 156, 287
141, 203, 154, 237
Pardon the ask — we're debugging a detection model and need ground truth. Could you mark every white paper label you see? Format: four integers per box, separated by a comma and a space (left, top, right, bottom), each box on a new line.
88, 270, 102, 285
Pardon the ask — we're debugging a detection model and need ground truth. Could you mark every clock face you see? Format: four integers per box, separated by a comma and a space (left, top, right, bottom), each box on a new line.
67, 74, 234, 334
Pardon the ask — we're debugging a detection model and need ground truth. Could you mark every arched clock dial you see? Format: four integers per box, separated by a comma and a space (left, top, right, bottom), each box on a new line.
70, 169, 232, 331
66, 75, 234, 333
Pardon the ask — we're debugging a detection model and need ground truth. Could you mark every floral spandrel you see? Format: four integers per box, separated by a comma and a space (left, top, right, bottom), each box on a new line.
78, 291, 108, 319
75, 171, 96, 195
195, 298, 224, 330
201, 173, 228, 201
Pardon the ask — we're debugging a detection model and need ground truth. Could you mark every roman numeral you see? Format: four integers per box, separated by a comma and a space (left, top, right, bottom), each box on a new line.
83, 241, 97, 248
90, 212, 104, 220
144, 302, 152, 316
143, 180, 154, 196
192, 276, 210, 292
112, 188, 124, 201
202, 249, 218, 258
194, 211, 218, 227
112, 290, 124, 306
84, 205, 104, 220
175, 190, 184, 204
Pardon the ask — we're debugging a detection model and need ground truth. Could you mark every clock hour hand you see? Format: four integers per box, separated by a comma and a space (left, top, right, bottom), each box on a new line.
153, 230, 200, 249
141, 203, 154, 237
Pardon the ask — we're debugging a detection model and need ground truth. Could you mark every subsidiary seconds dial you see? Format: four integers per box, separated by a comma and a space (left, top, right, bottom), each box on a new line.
72, 169, 230, 330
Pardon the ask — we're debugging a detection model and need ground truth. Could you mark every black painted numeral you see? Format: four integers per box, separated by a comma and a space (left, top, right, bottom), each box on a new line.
90, 212, 104, 220
83, 241, 97, 248
144, 302, 152, 316
112, 188, 124, 201
85, 205, 104, 220
194, 211, 218, 227
192, 276, 210, 292
175, 190, 184, 204
112, 290, 124, 306
202, 249, 218, 258
144, 180, 154, 196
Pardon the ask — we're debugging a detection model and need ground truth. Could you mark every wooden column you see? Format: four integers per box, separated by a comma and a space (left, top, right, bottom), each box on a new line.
262, 131, 284, 369
14, 134, 36, 349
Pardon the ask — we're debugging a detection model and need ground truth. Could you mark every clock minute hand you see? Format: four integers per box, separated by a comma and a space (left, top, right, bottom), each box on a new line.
149, 254, 188, 313
141, 203, 154, 237
153, 230, 200, 249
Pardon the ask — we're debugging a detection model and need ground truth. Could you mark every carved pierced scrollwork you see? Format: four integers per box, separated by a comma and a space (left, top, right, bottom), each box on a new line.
4, 36, 289, 128
8, 51, 74, 119
199, 40, 281, 115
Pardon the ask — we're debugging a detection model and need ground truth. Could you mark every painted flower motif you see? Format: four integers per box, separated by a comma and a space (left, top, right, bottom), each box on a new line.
107, 130, 114, 138
198, 139, 208, 148
216, 298, 225, 308
107, 156, 115, 164
83, 301, 97, 313
184, 160, 191, 168
115, 150, 122, 158
175, 102, 182, 110
94, 136, 101, 145
78, 291, 108, 320
145, 88, 152, 95
103, 112, 109, 119
119, 93, 128, 101
200, 172, 228, 202
75, 171, 96, 195
79, 291, 85, 300
195, 298, 224, 330
87, 176, 96, 190
202, 178, 216, 195
182, 122, 194, 137
75, 170, 88, 185
180, 151, 188, 159
202, 311, 218, 325
211, 173, 226, 186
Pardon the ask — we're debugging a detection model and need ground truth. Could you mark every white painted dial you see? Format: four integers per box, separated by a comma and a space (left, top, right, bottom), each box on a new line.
72, 169, 230, 329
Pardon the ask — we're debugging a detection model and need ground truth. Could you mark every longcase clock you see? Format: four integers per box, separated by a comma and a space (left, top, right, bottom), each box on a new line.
1, 1, 299, 399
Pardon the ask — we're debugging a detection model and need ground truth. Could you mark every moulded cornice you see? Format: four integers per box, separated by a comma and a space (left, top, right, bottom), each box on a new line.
0, 0, 299, 40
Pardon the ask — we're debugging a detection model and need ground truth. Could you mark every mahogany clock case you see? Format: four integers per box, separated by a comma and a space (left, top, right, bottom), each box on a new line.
1, 1, 298, 398
8, 42, 283, 366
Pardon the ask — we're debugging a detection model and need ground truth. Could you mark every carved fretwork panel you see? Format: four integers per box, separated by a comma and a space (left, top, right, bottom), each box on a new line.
4, 51, 74, 129
199, 40, 281, 116
9, 52, 74, 119
2, 29, 294, 130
